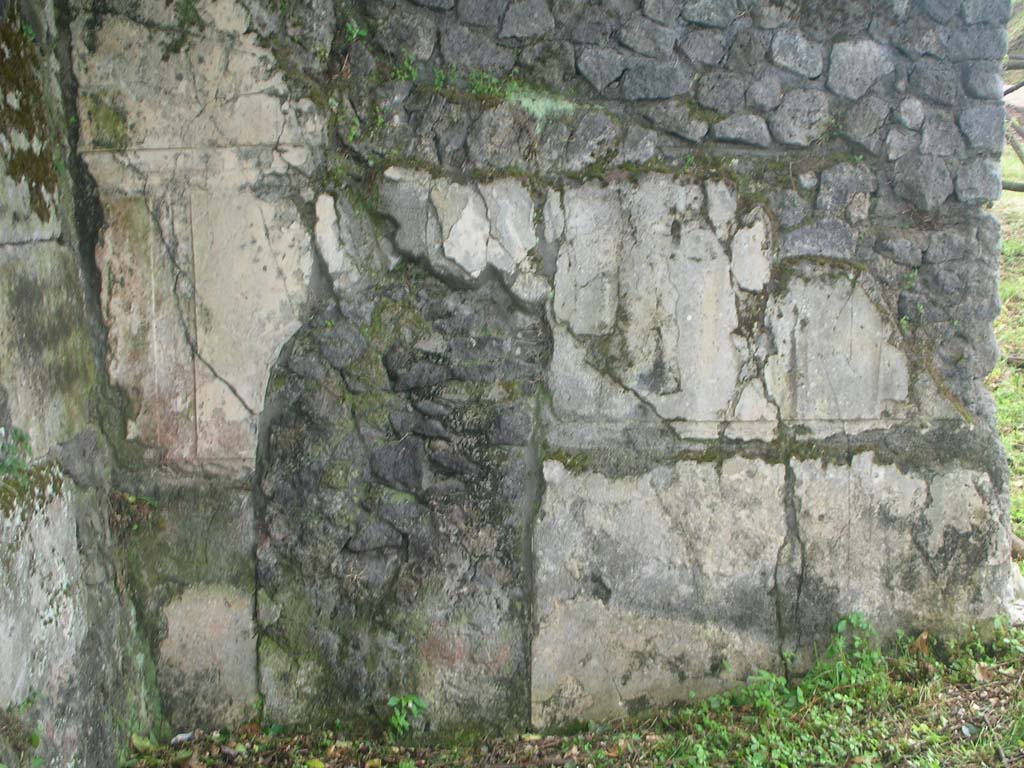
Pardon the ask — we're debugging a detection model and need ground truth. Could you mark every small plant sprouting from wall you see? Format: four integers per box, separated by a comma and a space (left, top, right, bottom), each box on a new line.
164, 0, 205, 56
391, 52, 417, 83
387, 695, 427, 738
0, 426, 31, 491
109, 490, 158, 538
343, 19, 367, 44
0, 700, 43, 768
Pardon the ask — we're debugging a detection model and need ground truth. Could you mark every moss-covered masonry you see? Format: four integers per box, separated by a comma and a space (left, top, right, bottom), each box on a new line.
0, 1, 159, 765
38, 0, 1024, 744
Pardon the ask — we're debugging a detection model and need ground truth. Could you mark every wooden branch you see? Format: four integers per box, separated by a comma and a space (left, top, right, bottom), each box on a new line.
1003, 180, 1024, 192
1012, 118, 1024, 143
1008, 128, 1024, 168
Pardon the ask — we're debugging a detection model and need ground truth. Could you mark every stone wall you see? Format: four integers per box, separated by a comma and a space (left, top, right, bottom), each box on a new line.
0, 1, 156, 765
60, 0, 1019, 736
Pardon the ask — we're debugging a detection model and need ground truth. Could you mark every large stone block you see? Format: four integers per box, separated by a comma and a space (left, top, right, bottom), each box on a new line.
0, 243, 96, 455
1, 469, 82, 710
158, 585, 257, 729
532, 458, 787, 727
1, 471, 154, 766
125, 484, 257, 729
192, 189, 312, 461
95, 196, 197, 463
791, 453, 1010, 644
72, 13, 321, 152
91, 170, 316, 467
0, 18, 61, 244
764, 276, 909, 428
549, 176, 747, 428
75, 0, 323, 472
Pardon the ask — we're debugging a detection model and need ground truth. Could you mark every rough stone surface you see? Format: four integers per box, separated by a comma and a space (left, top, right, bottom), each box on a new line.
712, 114, 772, 147
828, 40, 895, 99
922, 114, 966, 156
897, 97, 925, 129
959, 104, 1005, 152
747, 73, 783, 111
159, 586, 257, 729
843, 95, 890, 153
771, 28, 824, 78
764, 276, 909, 425
781, 218, 855, 260
681, 0, 740, 27
894, 153, 955, 211
962, 0, 1012, 23
696, 71, 749, 114
956, 157, 1002, 203
533, 458, 786, 727
622, 61, 694, 100
911, 59, 961, 105
0, 7, 155, 765
619, 15, 676, 58
817, 163, 877, 215
964, 61, 1004, 100
257, 278, 546, 728
682, 27, 726, 64
13, 0, 1011, 750
769, 89, 831, 146
577, 47, 625, 91
500, 0, 555, 38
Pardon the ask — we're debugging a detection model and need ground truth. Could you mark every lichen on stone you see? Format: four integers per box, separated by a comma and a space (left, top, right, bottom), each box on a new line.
0, 11, 59, 223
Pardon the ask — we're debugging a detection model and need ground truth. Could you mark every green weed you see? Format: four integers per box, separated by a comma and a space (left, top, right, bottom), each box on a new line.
116, 617, 1024, 767
391, 53, 417, 82
467, 71, 506, 99
174, 0, 202, 29
0, 426, 31, 490
432, 66, 448, 91
344, 20, 367, 44
387, 695, 427, 738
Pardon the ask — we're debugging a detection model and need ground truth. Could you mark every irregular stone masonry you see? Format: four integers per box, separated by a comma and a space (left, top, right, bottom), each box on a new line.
54, 0, 1019, 737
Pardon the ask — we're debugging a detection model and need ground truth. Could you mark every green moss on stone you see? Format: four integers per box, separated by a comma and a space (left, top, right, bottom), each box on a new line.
0, 462, 63, 519
545, 450, 591, 473
0, 11, 59, 222
505, 84, 575, 123
82, 93, 128, 150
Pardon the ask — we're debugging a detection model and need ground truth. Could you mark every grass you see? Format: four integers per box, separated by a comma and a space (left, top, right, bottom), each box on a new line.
121, 615, 1024, 767
1001, 143, 1024, 187
1009, 0, 1024, 55
990, 148, 1024, 564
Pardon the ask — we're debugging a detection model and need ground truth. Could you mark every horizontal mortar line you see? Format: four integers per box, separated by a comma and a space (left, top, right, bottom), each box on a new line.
0, 237, 62, 250
553, 418, 907, 425
80, 143, 312, 155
